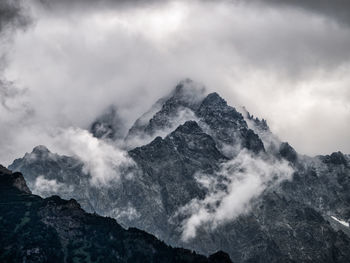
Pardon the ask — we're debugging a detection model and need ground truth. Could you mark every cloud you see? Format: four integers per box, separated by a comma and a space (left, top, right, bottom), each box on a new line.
110, 204, 141, 222
36, 0, 350, 28
52, 127, 135, 186
0, 0, 350, 166
0, 79, 27, 110
255, 0, 350, 28
0, 0, 31, 75
177, 150, 294, 241
36, 0, 170, 11
125, 79, 206, 148
32, 175, 74, 197
0, 0, 30, 105
0, 0, 30, 34
125, 107, 199, 148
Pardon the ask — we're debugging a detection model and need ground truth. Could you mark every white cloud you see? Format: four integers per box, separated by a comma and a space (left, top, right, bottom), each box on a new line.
177, 150, 294, 241
52, 127, 135, 186
125, 107, 200, 148
32, 175, 74, 196
110, 205, 141, 221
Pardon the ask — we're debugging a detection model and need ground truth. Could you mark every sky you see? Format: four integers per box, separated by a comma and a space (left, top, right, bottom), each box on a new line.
0, 0, 350, 165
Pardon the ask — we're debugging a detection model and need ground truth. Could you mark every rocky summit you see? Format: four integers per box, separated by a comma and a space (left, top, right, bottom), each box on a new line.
8, 80, 350, 262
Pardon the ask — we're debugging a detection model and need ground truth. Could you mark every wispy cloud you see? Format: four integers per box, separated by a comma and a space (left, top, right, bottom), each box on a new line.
32, 175, 74, 197
176, 150, 294, 241
53, 127, 135, 186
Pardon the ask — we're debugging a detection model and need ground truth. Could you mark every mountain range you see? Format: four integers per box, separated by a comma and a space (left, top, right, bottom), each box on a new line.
0, 165, 231, 263
7, 79, 350, 262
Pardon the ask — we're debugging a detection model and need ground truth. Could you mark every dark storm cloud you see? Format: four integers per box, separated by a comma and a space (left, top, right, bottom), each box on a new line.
36, 0, 170, 11
27, 0, 350, 27
0, 0, 30, 102
33, 0, 350, 30
0, 0, 33, 165
256, 0, 350, 27
0, 0, 30, 34
0, 0, 30, 70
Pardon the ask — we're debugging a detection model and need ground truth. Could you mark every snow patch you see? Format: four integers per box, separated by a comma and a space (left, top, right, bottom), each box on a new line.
331, 216, 349, 227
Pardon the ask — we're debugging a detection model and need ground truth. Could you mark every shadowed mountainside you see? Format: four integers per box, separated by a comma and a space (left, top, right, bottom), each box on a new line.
0, 165, 232, 263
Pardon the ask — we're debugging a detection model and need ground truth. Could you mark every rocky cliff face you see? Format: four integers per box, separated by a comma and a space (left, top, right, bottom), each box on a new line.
0, 166, 231, 263
9, 80, 350, 262
196, 92, 264, 155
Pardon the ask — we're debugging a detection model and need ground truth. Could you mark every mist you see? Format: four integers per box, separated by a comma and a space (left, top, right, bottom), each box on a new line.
1, 0, 350, 165
176, 150, 294, 241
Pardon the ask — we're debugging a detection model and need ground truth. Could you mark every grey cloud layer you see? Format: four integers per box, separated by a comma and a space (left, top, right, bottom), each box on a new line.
36, 0, 350, 27
36, 0, 171, 11
0, 0, 30, 33
0, 0, 349, 164
256, 0, 350, 27
0, 0, 33, 164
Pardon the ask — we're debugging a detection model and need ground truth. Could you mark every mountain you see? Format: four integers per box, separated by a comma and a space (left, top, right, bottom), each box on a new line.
0, 165, 231, 263
9, 145, 95, 212
125, 79, 206, 148
126, 79, 264, 155
9, 80, 350, 262
195, 92, 264, 155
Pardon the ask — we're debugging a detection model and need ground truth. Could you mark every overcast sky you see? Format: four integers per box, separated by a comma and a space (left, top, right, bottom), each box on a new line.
0, 0, 349, 164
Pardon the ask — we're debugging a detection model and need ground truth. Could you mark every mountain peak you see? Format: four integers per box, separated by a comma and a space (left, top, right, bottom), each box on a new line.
201, 92, 227, 107
21, 145, 59, 164
127, 80, 206, 140
197, 92, 265, 154
127, 81, 266, 154
197, 92, 246, 129
32, 145, 50, 155
174, 120, 202, 135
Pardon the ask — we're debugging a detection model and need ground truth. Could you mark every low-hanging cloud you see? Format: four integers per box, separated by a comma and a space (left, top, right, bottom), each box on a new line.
125, 80, 206, 148
0, 0, 350, 166
52, 127, 135, 186
125, 107, 199, 148
109, 204, 141, 222
32, 175, 74, 197
177, 150, 294, 241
